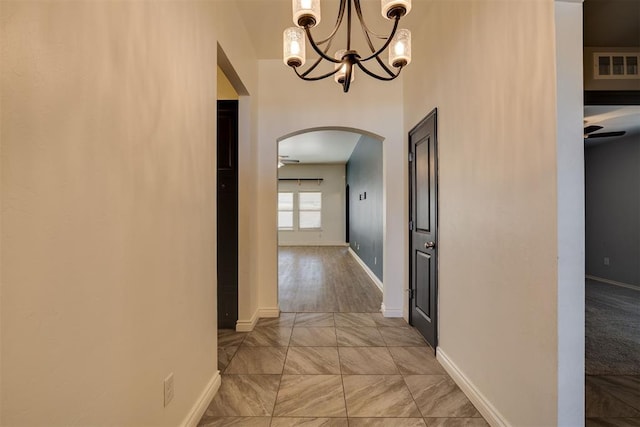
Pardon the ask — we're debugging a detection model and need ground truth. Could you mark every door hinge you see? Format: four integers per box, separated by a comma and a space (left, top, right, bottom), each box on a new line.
409, 152, 414, 162
408, 289, 414, 299
409, 220, 414, 231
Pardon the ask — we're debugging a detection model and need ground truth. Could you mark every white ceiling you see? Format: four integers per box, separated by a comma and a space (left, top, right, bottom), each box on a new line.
236, 0, 420, 60
584, 106, 640, 146
279, 130, 362, 164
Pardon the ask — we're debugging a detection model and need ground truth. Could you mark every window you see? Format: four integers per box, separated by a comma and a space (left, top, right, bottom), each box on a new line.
594, 52, 640, 79
278, 192, 294, 229
299, 192, 322, 229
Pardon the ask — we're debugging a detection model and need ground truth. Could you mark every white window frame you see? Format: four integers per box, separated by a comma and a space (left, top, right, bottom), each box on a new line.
298, 191, 322, 230
278, 191, 294, 230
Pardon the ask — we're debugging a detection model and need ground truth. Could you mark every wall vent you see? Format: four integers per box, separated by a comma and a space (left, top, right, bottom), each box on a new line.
594, 52, 639, 79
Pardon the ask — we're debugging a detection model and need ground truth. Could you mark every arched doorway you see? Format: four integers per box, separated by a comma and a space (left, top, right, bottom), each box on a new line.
276, 127, 385, 313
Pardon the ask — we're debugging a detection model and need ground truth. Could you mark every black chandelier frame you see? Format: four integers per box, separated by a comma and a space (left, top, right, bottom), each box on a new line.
287, 0, 409, 93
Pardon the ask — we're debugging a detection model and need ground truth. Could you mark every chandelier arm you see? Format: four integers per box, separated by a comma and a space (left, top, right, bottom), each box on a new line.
355, 61, 403, 81
354, 0, 390, 39
305, 26, 342, 64
293, 66, 342, 81
359, 16, 399, 62
317, 0, 347, 45
374, 55, 397, 77
300, 37, 336, 77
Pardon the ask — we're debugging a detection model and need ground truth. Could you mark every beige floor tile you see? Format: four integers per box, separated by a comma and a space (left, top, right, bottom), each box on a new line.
371, 313, 411, 327
284, 347, 341, 374
274, 375, 347, 417
218, 329, 247, 347
336, 327, 385, 346
343, 375, 421, 417
204, 375, 280, 416
243, 327, 292, 347
198, 416, 271, 426
218, 346, 238, 372
270, 418, 349, 426
425, 418, 489, 427
224, 346, 287, 374
588, 376, 640, 411
586, 377, 640, 418
291, 327, 338, 346
404, 375, 479, 418
335, 313, 376, 327
294, 313, 335, 327
379, 327, 427, 346
349, 418, 426, 426
388, 347, 445, 375
257, 313, 297, 328
338, 347, 399, 374
586, 418, 640, 427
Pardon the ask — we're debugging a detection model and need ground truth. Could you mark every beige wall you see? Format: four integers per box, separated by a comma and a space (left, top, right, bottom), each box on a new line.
402, 1, 581, 425
0, 1, 258, 425
217, 66, 239, 100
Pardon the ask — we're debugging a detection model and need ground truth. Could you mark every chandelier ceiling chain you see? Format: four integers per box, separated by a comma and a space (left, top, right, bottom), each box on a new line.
283, 0, 412, 93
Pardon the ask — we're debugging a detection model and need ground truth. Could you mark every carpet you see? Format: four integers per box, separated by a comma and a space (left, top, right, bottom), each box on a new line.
586, 279, 640, 375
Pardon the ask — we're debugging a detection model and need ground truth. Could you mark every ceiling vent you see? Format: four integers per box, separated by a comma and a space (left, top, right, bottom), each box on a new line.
594, 52, 639, 79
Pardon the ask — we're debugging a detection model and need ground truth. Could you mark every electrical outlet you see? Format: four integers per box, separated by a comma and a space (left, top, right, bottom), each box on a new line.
357, 244, 360, 250
164, 373, 174, 407
604, 257, 610, 266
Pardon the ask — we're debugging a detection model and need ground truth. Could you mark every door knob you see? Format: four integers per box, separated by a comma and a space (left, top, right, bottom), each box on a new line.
424, 241, 435, 249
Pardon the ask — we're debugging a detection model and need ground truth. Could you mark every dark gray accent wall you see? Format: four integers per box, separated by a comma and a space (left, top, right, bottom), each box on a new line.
585, 134, 640, 286
346, 135, 383, 281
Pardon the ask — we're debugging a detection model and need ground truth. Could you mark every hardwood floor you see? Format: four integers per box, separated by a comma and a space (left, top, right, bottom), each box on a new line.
278, 246, 382, 313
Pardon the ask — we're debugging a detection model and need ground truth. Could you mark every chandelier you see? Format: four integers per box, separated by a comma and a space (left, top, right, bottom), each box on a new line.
283, 0, 412, 93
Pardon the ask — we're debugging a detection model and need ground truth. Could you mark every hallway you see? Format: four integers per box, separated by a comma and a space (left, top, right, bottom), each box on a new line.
202, 312, 487, 426
202, 246, 487, 425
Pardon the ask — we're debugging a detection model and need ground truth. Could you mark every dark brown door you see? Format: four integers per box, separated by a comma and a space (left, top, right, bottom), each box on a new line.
217, 100, 238, 329
409, 108, 438, 350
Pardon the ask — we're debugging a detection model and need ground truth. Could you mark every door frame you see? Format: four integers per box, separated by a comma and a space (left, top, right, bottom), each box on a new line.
408, 108, 439, 350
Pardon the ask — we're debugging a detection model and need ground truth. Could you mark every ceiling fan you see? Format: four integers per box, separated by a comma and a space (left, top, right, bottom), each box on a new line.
583, 125, 626, 140
278, 155, 300, 168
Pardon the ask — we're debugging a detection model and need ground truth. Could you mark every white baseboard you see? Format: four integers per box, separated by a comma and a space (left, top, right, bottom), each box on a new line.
236, 306, 281, 331
586, 275, 640, 291
181, 370, 221, 427
348, 247, 384, 292
381, 302, 403, 318
278, 242, 349, 247
258, 307, 281, 318
236, 309, 259, 332
437, 348, 509, 427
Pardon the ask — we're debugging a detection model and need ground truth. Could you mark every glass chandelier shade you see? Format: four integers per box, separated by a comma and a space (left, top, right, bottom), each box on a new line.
334, 49, 355, 85
283, 0, 412, 93
389, 28, 411, 67
292, 0, 322, 27
283, 27, 307, 67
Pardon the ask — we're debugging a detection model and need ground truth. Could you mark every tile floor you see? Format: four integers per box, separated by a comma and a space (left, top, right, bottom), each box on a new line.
199, 312, 488, 427
585, 375, 640, 427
